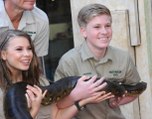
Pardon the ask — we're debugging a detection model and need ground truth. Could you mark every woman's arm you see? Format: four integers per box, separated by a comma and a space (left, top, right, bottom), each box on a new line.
51, 91, 114, 119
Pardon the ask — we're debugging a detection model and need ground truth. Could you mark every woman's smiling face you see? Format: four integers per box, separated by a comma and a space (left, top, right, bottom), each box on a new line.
1, 36, 33, 72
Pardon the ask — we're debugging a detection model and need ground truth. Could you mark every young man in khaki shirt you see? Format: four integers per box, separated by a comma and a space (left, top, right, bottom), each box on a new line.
53, 3, 141, 119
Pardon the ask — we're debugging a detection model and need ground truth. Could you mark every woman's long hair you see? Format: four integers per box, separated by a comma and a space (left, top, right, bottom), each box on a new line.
0, 29, 40, 90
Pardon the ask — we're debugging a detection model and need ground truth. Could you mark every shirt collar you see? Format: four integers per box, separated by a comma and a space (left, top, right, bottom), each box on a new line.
80, 40, 94, 61
23, 10, 35, 24
79, 40, 113, 63
18, 10, 35, 29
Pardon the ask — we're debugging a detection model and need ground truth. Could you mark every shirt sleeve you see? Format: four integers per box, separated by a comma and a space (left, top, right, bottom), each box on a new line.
34, 16, 49, 57
125, 53, 141, 84
54, 54, 78, 81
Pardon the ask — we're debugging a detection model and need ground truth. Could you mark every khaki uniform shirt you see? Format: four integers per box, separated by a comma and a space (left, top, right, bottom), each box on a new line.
0, 0, 49, 57
54, 41, 141, 119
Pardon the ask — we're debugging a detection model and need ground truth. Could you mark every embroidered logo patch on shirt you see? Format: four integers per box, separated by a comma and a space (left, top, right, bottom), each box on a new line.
109, 70, 122, 76
25, 31, 36, 40
26, 31, 36, 35
83, 72, 93, 76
